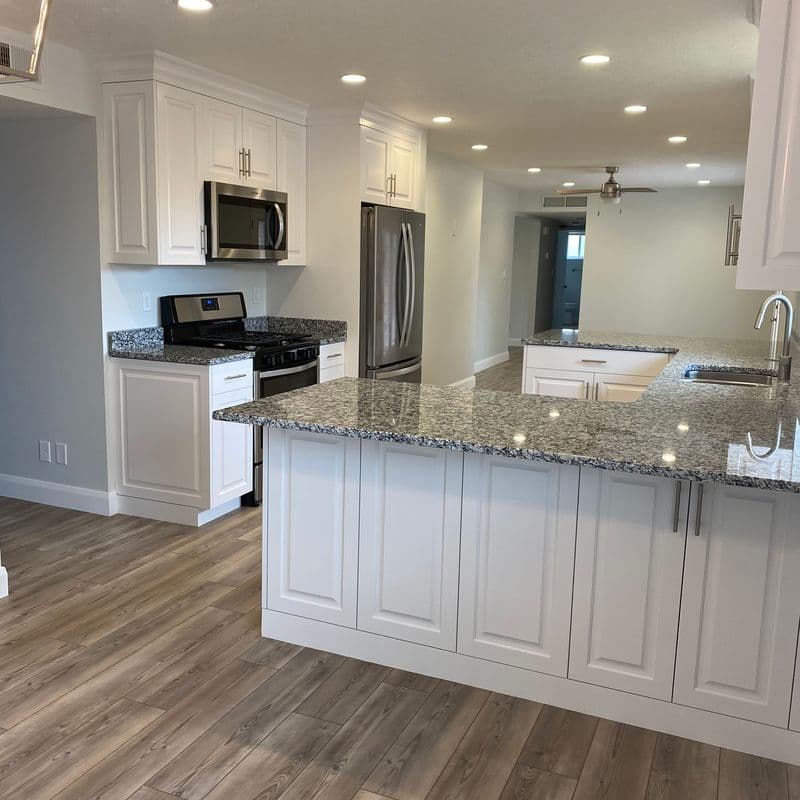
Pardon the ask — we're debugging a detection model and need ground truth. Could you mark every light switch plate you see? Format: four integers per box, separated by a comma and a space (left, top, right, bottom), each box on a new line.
142, 291, 153, 313
55, 442, 68, 466
38, 440, 51, 463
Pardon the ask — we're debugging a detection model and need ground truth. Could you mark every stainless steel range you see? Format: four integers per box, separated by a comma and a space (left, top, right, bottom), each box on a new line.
160, 292, 319, 505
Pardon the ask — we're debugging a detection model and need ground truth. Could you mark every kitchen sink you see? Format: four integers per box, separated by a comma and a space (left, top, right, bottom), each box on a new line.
683, 368, 774, 387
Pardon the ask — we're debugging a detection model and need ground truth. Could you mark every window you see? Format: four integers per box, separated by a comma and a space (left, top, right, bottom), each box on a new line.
566, 232, 586, 260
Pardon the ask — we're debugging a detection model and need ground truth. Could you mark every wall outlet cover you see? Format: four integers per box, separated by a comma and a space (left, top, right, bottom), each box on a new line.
38, 440, 51, 463
55, 442, 68, 466
142, 291, 153, 313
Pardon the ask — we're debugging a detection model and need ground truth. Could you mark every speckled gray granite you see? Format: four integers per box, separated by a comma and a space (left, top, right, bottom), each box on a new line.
108, 326, 254, 367
214, 332, 800, 492
245, 316, 347, 344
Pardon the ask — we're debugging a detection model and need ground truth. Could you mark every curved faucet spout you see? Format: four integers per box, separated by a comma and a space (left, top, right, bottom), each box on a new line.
754, 292, 794, 383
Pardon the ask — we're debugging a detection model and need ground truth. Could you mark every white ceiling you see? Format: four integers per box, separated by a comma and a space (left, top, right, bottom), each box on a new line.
2, 0, 758, 190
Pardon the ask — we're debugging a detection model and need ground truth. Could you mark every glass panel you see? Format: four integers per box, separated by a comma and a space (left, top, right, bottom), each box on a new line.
218, 195, 269, 251
566, 232, 586, 260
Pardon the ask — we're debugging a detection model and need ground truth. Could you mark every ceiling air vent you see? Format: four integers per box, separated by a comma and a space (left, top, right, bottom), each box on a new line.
542, 195, 588, 209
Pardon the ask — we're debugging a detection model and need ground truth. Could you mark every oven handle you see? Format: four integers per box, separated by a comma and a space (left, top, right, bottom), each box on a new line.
258, 360, 318, 380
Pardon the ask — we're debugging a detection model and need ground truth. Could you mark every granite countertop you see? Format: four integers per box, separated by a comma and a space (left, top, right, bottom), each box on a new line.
245, 316, 347, 345
107, 327, 254, 366
214, 330, 800, 492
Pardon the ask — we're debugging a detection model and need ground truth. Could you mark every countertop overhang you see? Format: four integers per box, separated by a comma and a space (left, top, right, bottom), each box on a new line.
214, 331, 800, 492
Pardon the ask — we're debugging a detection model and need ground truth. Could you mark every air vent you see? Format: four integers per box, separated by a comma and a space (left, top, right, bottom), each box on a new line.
0, 40, 34, 83
542, 195, 588, 209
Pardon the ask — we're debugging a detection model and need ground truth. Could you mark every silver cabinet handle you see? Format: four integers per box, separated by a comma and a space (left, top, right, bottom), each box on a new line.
593, 382, 599, 401
239, 148, 246, 178
584, 381, 589, 400
245, 148, 252, 177
225, 373, 248, 381
386, 174, 393, 199
694, 483, 705, 536
326, 353, 342, 359
672, 480, 683, 533
581, 359, 607, 364
393, 174, 398, 197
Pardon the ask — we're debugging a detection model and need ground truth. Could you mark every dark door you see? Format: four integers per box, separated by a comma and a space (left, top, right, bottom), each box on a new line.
552, 229, 584, 329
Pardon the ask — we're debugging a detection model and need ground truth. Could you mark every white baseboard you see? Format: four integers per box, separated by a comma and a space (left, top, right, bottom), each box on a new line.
0, 566, 8, 599
449, 375, 477, 390
115, 494, 242, 527
474, 351, 510, 374
263, 609, 800, 767
0, 473, 113, 516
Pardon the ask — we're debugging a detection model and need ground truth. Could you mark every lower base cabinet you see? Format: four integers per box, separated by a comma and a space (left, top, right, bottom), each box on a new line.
674, 482, 800, 727
358, 440, 463, 650
569, 470, 688, 700
458, 456, 578, 675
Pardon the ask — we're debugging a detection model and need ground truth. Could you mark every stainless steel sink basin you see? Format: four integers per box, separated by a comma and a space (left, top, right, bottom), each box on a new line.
683, 368, 774, 387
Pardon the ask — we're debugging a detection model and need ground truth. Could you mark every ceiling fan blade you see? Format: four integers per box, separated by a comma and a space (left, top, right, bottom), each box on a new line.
556, 188, 600, 195
620, 187, 658, 193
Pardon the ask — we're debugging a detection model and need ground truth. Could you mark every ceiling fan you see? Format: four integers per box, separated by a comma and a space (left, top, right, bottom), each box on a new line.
557, 166, 657, 200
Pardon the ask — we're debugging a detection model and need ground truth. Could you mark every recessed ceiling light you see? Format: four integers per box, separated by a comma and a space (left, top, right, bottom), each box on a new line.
563, 181, 576, 187
668, 135, 688, 144
686, 162, 701, 169
177, 0, 214, 9
472, 144, 488, 151
527, 167, 542, 173
432, 115, 452, 124
697, 179, 711, 185
624, 105, 647, 114
340, 74, 366, 84
580, 54, 611, 65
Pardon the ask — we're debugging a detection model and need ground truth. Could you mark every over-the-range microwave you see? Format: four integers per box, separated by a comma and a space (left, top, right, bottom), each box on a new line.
203, 181, 288, 262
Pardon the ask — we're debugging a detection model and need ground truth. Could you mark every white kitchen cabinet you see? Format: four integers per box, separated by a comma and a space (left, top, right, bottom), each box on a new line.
115, 359, 253, 512
458, 456, 578, 676
594, 373, 651, 403
523, 368, 591, 399
104, 81, 204, 266
201, 97, 244, 183
570, 470, 688, 700
358, 440, 463, 649
242, 108, 277, 189
360, 124, 420, 209
318, 342, 346, 383
266, 429, 360, 627
276, 119, 307, 265
736, 0, 800, 289
674, 482, 800, 726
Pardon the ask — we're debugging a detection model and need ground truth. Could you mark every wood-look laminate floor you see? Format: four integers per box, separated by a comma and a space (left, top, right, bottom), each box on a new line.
475, 346, 523, 393
0, 496, 798, 800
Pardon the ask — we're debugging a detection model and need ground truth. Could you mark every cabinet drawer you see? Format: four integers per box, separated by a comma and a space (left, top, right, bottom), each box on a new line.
525, 346, 669, 377
211, 361, 253, 394
319, 343, 345, 370
320, 365, 346, 384
212, 387, 253, 412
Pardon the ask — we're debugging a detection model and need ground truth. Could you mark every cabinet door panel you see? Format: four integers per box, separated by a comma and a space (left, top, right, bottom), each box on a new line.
211, 387, 253, 507
737, 0, 800, 288
267, 430, 359, 626
201, 98, 243, 183
524, 368, 589, 399
675, 483, 800, 726
390, 137, 416, 209
358, 441, 462, 649
361, 128, 390, 203
594, 373, 650, 403
118, 366, 209, 508
570, 469, 687, 700
459, 456, 578, 675
242, 109, 277, 188
276, 119, 307, 265
155, 83, 204, 265
104, 82, 157, 264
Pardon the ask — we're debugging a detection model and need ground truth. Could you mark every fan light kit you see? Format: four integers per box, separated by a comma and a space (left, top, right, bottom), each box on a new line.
341, 74, 367, 84
558, 166, 657, 200
580, 54, 610, 65
178, 0, 214, 10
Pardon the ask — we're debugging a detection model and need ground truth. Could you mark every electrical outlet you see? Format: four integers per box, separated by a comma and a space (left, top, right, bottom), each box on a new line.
142, 291, 153, 313
55, 443, 68, 466
253, 287, 265, 305
38, 440, 52, 463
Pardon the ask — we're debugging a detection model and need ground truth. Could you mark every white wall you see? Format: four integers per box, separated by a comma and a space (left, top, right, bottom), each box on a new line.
0, 117, 108, 493
422, 152, 484, 386
580, 187, 766, 340
508, 216, 542, 340
474, 180, 519, 366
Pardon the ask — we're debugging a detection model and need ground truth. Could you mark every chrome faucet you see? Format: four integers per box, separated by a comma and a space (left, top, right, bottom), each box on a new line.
754, 291, 794, 383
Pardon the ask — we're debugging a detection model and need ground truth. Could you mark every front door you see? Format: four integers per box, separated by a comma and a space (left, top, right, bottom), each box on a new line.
552, 229, 584, 329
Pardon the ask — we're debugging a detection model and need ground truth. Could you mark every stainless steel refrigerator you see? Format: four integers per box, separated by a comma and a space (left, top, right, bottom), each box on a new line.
359, 205, 425, 382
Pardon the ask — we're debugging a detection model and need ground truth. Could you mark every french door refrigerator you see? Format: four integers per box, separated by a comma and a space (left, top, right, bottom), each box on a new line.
360, 204, 425, 382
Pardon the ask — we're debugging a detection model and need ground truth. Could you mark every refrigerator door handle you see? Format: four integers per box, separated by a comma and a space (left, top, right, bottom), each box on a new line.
400, 222, 413, 346
406, 221, 417, 347
374, 361, 421, 380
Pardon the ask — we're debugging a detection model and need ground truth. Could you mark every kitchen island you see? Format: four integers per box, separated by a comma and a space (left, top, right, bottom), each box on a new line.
214, 334, 800, 765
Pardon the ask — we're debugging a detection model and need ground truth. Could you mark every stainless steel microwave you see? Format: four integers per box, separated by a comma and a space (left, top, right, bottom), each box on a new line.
203, 181, 288, 261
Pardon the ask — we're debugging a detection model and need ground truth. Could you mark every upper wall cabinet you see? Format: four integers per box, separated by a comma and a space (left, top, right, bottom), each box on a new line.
102, 68, 307, 266
359, 111, 424, 210
736, 0, 800, 289
104, 81, 204, 266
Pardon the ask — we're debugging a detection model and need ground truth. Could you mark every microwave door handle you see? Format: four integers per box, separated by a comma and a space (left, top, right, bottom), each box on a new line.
400, 222, 412, 346
274, 203, 285, 249
406, 222, 417, 347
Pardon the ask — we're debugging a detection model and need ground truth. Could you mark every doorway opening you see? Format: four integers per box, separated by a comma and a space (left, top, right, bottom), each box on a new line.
552, 228, 585, 329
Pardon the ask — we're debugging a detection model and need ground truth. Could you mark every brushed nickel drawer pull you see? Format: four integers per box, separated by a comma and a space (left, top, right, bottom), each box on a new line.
581, 359, 607, 364
327, 354, 342, 359
225, 373, 248, 381
694, 483, 705, 536
672, 480, 682, 533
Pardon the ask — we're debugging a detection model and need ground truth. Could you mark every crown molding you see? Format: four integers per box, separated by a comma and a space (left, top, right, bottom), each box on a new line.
360, 103, 423, 142
95, 51, 308, 124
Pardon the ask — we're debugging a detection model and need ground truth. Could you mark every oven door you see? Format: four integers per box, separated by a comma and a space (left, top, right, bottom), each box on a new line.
205, 182, 288, 261
250, 359, 318, 505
